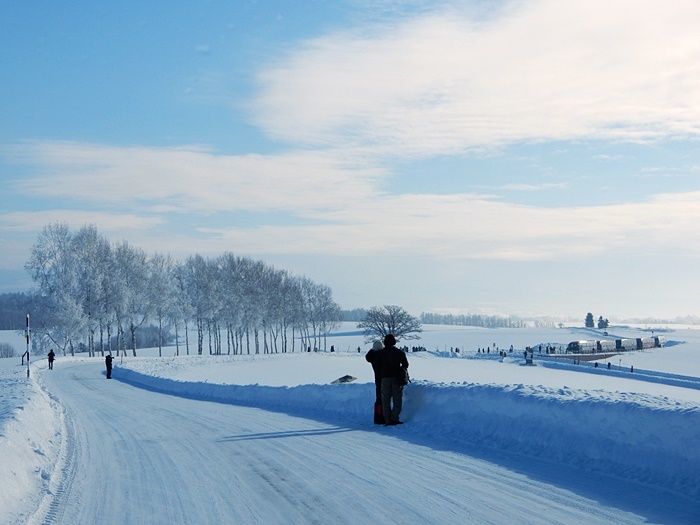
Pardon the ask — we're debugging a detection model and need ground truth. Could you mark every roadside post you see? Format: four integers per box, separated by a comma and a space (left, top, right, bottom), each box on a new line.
25, 313, 30, 378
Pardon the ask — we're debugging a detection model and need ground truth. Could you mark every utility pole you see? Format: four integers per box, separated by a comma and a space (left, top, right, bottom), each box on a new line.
25, 313, 30, 378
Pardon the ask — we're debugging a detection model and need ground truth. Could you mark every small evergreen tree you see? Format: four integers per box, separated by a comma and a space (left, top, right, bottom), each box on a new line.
597, 316, 609, 329
585, 312, 595, 328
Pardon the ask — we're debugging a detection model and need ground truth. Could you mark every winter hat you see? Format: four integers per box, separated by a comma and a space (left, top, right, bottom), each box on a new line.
384, 334, 396, 347
372, 340, 383, 351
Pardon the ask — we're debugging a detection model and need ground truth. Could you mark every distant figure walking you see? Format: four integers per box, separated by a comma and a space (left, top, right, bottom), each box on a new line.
378, 334, 409, 426
105, 354, 113, 379
47, 349, 55, 370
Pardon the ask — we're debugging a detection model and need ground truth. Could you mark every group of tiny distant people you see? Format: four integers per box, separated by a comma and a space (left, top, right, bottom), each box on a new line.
45, 348, 114, 378
365, 334, 409, 426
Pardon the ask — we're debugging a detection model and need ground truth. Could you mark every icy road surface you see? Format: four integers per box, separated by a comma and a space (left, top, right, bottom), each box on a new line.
32, 360, 677, 525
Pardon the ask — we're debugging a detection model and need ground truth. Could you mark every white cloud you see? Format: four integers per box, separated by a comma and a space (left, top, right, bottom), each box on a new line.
0, 210, 164, 269
5, 141, 386, 214
253, 0, 700, 156
5, 141, 700, 268
192, 190, 700, 261
0, 210, 163, 233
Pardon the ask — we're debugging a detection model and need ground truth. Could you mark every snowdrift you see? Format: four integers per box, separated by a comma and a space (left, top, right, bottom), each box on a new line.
0, 366, 61, 524
115, 366, 700, 499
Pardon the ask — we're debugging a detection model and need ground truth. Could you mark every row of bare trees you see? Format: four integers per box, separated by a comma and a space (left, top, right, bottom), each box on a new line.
25, 223, 341, 357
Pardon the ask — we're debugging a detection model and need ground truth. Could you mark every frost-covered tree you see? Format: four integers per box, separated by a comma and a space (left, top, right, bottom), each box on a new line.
72, 225, 111, 356
98, 243, 120, 356
149, 252, 175, 357
25, 223, 344, 357
315, 284, 341, 351
25, 223, 75, 298
278, 271, 304, 353
218, 253, 245, 355
172, 262, 194, 355
25, 223, 82, 354
241, 258, 265, 354
49, 295, 88, 356
358, 305, 422, 344
113, 241, 151, 356
259, 264, 282, 354
183, 255, 219, 355
297, 277, 341, 351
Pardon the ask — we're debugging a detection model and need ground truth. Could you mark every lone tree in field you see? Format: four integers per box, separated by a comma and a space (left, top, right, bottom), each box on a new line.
585, 312, 595, 328
358, 305, 422, 344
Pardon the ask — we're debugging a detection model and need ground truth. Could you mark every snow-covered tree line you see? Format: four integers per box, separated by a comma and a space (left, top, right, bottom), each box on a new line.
24, 223, 341, 357
419, 312, 536, 328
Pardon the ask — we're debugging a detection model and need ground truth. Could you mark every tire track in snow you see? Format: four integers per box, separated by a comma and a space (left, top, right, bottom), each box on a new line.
27, 375, 80, 525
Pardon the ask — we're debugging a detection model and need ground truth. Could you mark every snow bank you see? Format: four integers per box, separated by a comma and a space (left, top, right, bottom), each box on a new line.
114, 363, 700, 499
0, 360, 62, 525
406, 382, 700, 496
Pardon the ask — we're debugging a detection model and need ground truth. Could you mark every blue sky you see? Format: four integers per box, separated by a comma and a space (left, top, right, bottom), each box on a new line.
2, 0, 700, 320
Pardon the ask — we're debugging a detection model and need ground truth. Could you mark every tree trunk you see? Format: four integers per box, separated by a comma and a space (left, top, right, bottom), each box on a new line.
175, 323, 180, 356
197, 317, 203, 355
130, 322, 138, 357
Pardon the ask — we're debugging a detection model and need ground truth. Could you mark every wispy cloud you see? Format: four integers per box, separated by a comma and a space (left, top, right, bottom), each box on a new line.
253, 0, 700, 157
5, 140, 700, 263
4, 141, 386, 215
0, 210, 163, 233
181, 190, 700, 260
496, 183, 567, 192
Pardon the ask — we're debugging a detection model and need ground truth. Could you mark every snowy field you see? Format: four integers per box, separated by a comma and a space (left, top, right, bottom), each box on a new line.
1, 324, 699, 524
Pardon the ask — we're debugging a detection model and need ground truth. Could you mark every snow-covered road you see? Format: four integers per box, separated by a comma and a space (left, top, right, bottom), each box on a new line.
27, 359, 689, 525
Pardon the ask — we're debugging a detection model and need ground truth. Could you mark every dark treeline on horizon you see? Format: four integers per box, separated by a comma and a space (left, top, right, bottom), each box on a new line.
0, 292, 44, 330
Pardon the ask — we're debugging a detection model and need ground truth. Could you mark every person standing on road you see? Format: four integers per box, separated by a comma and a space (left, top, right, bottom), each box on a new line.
365, 340, 384, 404
47, 349, 55, 370
378, 334, 409, 426
105, 354, 113, 379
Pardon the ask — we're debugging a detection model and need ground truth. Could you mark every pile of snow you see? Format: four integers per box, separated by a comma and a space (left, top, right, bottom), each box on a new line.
0, 359, 61, 524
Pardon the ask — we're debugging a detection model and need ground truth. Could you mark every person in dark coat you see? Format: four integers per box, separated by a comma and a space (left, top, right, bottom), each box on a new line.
105, 354, 113, 379
365, 340, 384, 404
47, 349, 55, 370
378, 334, 409, 426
